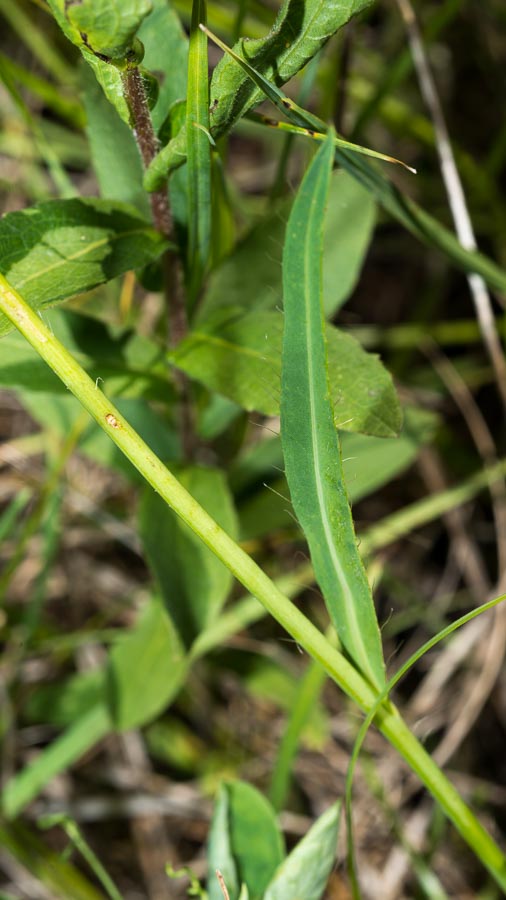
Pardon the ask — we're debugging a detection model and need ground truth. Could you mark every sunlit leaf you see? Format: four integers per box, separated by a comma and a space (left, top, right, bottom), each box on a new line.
0, 199, 167, 336
171, 308, 401, 438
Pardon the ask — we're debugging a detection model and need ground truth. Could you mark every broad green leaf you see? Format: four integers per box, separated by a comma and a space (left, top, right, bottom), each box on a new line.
214, 782, 285, 900
106, 596, 188, 730
171, 309, 401, 438
145, 0, 372, 188
264, 803, 341, 900
139, 466, 238, 648
82, 64, 149, 216
186, 0, 212, 303
200, 170, 375, 321
207, 786, 240, 900
323, 172, 376, 315
280, 133, 385, 689
65, 0, 152, 60
198, 200, 290, 321
0, 199, 167, 337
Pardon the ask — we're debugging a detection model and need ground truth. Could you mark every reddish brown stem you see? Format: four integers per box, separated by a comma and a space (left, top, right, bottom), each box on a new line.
122, 65, 195, 458
122, 66, 172, 237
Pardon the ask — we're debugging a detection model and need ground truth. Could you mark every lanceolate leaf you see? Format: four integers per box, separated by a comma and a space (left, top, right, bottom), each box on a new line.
0, 199, 167, 336
171, 309, 401, 438
280, 133, 386, 690
144, 0, 372, 189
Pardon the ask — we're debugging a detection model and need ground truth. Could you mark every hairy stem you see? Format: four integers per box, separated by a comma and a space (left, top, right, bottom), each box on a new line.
122, 66, 171, 236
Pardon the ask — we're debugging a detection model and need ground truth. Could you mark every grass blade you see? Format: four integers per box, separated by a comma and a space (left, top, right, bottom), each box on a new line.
281, 132, 385, 691
186, 0, 212, 305
203, 27, 413, 172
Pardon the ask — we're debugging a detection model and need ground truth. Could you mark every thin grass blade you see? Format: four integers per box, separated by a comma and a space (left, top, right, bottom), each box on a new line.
281, 132, 385, 691
187, 0, 212, 306
203, 27, 413, 172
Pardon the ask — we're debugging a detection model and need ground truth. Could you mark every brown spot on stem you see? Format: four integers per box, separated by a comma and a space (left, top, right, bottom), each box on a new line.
105, 413, 120, 429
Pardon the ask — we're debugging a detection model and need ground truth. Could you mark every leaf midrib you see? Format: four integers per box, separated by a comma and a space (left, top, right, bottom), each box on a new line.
302, 175, 376, 688
8, 226, 157, 290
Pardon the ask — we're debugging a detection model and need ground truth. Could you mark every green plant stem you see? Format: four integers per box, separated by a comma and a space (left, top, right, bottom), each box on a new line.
1, 276, 505, 891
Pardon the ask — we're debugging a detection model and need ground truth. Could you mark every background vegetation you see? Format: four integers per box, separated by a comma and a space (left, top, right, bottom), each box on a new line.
0, 0, 506, 897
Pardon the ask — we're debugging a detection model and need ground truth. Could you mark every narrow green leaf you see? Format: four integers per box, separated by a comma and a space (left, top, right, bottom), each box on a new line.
144, 0, 372, 189
2, 705, 111, 819
0, 199, 167, 337
171, 309, 401, 438
106, 596, 188, 730
264, 803, 341, 900
203, 28, 413, 171
280, 133, 386, 690
236, 409, 436, 542
269, 660, 327, 812
139, 466, 238, 648
186, 0, 212, 303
